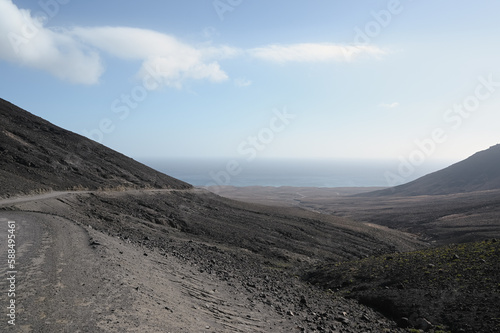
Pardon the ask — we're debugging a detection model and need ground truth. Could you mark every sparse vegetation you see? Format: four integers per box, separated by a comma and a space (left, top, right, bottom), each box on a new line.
307, 239, 500, 332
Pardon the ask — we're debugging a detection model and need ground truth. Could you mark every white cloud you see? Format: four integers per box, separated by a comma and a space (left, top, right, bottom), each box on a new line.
0, 0, 236, 87
0, 0, 103, 84
72, 26, 237, 88
0, 0, 388, 87
379, 102, 400, 108
234, 78, 252, 87
249, 43, 386, 63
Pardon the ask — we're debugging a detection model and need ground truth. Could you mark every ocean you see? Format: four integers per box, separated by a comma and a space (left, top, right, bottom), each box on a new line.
143, 158, 452, 188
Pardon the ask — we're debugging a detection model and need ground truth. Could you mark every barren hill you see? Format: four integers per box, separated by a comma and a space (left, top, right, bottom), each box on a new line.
365, 144, 500, 196
0, 98, 427, 332
1, 98, 498, 332
0, 98, 191, 198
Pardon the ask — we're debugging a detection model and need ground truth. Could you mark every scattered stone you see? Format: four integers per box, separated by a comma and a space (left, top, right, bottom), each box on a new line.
89, 239, 101, 246
335, 316, 349, 324
287, 310, 294, 316
398, 317, 410, 328
416, 317, 433, 331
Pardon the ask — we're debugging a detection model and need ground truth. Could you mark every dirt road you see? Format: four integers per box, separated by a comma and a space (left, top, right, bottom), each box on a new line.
0, 195, 306, 332
0, 211, 139, 332
0, 209, 300, 332
0, 188, 198, 207
0, 191, 410, 332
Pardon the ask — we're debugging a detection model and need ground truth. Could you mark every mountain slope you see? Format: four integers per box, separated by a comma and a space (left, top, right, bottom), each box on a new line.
0, 98, 191, 197
365, 144, 500, 196
306, 239, 500, 333
0, 96, 423, 259
0, 97, 434, 331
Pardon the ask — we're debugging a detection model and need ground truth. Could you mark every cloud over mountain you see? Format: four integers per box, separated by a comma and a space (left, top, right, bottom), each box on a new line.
0, 0, 103, 85
0, 0, 236, 87
0, 0, 387, 87
72, 26, 237, 89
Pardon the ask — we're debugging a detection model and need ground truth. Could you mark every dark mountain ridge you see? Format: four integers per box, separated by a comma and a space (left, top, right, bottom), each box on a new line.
0, 97, 429, 331
0, 96, 423, 260
364, 144, 500, 196
0, 98, 191, 197
2, 97, 498, 332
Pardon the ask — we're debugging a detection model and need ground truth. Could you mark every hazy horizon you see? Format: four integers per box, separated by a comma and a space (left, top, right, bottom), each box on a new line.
1, 0, 499, 165
142, 157, 454, 188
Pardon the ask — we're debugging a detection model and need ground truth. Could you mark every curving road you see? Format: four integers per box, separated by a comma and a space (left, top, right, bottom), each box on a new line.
0, 190, 413, 332
0, 191, 290, 332
0, 211, 124, 332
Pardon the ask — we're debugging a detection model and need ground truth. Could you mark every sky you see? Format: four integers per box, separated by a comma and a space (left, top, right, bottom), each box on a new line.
1, 0, 500, 169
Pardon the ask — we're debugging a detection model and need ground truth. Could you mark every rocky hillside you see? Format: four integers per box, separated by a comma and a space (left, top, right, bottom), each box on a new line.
306, 239, 500, 333
0, 98, 191, 197
365, 144, 500, 196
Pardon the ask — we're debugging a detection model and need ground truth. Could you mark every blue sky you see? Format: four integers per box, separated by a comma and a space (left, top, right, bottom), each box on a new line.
1, 0, 500, 166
